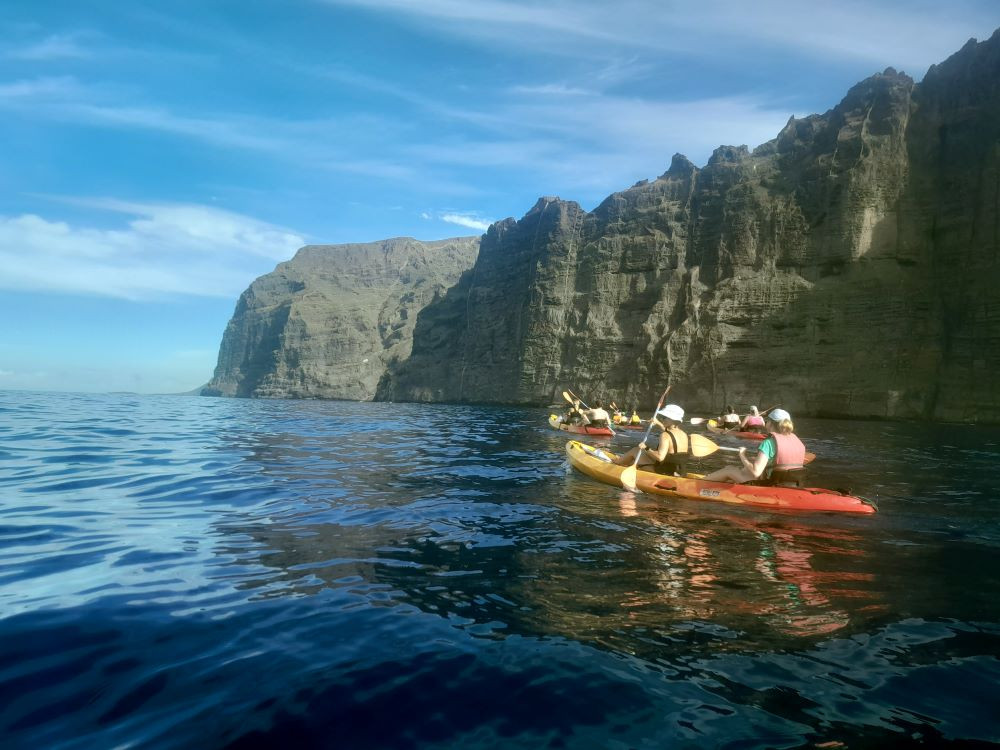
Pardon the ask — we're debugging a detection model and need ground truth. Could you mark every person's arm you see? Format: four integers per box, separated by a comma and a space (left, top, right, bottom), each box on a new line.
740, 437, 774, 479
645, 432, 669, 462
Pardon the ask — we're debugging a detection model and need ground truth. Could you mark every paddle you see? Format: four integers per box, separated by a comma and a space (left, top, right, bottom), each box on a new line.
620, 386, 671, 492
689, 433, 815, 463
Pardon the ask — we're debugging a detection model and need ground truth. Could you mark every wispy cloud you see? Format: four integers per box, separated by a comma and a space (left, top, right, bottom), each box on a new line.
439, 212, 493, 231
321, 0, 997, 73
5, 32, 93, 61
0, 201, 305, 300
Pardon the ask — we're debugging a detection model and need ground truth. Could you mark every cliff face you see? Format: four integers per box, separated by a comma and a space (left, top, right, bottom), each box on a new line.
202, 237, 479, 399
377, 32, 1000, 422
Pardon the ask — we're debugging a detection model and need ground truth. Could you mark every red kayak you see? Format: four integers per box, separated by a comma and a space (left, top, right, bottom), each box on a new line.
548, 415, 614, 437
706, 419, 766, 441
566, 440, 876, 515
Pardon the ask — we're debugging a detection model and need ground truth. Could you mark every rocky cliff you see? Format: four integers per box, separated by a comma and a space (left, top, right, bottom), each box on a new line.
377, 31, 1000, 422
202, 237, 479, 399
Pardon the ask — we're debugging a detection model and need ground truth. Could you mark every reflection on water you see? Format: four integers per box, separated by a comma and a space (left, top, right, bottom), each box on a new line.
1, 391, 999, 748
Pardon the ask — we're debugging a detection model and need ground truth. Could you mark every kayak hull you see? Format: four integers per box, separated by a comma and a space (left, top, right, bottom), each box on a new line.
565, 440, 875, 514
706, 419, 766, 441
548, 414, 614, 437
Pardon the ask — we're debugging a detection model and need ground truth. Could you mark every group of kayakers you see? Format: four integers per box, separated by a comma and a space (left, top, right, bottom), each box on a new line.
560, 399, 643, 429
610, 402, 807, 488
716, 405, 766, 431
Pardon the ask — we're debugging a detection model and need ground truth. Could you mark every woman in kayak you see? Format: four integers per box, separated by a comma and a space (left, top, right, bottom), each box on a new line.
719, 405, 740, 430
740, 405, 766, 430
561, 399, 586, 425
612, 403, 690, 476
704, 408, 807, 486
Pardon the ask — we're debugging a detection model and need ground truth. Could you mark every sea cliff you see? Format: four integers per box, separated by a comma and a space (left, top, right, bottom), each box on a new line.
376, 33, 1000, 422
207, 31, 1000, 422
202, 237, 479, 400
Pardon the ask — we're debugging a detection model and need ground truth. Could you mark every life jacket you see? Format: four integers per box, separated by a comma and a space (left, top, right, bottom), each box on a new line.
653, 427, 689, 476
759, 432, 807, 486
630, 413, 641, 424
744, 415, 765, 427
771, 432, 806, 469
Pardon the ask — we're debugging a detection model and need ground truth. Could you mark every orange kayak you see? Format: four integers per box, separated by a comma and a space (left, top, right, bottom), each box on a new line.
548, 415, 614, 437
565, 440, 876, 514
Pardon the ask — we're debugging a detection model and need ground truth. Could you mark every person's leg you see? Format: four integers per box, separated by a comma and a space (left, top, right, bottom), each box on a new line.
613, 446, 640, 466
703, 465, 755, 483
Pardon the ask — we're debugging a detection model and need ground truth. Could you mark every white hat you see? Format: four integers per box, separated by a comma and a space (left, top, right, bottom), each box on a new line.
656, 403, 684, 422
768, 408, 791, 422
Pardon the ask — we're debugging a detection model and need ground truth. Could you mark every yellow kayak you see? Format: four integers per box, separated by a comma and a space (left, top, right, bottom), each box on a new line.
565, 440, 875, 514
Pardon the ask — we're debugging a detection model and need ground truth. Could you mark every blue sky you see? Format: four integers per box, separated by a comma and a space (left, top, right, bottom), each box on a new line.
1, 0, 996, 394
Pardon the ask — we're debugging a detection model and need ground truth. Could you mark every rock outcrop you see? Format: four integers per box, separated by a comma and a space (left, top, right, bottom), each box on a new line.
202, 237, 479, 399
376, 31, 1000, 422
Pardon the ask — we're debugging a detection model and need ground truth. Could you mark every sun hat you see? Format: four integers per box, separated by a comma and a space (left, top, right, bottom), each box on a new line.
768, 408, 791, 422
656, 404, 684, 422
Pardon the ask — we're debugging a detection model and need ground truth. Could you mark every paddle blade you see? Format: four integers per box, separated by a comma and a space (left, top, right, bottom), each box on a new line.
689, 417, 706, 425
562, 391, 574, 405
689, 433, 722, 458
620, 463, 638, 492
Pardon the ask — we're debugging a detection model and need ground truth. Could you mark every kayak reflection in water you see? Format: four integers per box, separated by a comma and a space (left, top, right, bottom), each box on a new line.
614, 496, 873, 637
611, 403, 690, 476
704, 408, 807, 486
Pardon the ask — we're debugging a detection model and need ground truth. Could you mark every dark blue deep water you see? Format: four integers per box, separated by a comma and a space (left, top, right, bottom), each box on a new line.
2, 391, 999, 749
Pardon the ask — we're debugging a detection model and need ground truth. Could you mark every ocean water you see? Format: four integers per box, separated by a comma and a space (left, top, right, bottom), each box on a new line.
1, 391, 999, 749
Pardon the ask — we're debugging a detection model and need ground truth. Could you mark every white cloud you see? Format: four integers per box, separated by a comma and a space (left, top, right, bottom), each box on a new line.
5, 33, 92, 61
322, 0, 997, 73
440, 213, 492, 231
0, 201, 305, 300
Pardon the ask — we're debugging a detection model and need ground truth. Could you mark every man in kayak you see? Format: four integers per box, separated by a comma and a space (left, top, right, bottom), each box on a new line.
612, 403, 690, 476
740, 406, 766, 430
581, 400, 612, 429
704, 408, 807, 486
719, 405, 741, 430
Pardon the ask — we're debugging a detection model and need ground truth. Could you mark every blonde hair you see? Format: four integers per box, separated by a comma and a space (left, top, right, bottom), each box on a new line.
775, 418, 794, 434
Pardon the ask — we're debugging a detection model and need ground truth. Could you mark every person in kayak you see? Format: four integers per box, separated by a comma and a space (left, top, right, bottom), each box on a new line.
629, 409, 642, 425
703, 408, 807, 486
719, 405, 741, 430
740, 406, 766, 430
612, 403, 690, 476
561, 399, 586, 425
581, 400, 611, 429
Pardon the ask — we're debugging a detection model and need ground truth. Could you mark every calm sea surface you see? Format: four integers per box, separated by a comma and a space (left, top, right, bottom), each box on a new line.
2, 391, 999, 749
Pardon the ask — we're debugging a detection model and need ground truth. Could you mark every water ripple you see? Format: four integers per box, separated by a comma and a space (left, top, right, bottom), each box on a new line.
1, 391, 999, 747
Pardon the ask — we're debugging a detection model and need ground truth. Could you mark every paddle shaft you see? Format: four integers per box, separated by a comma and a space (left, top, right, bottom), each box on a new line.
697, 438, 816, 464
